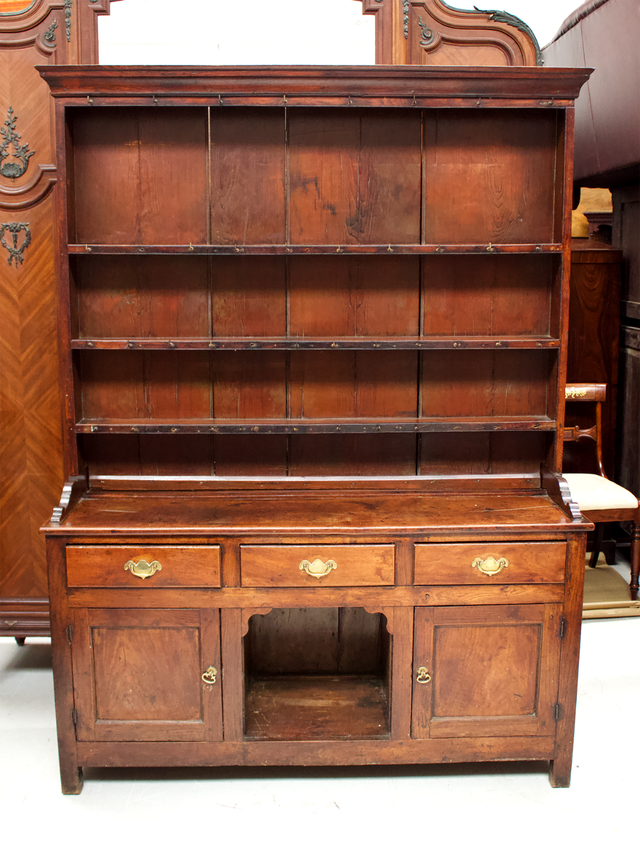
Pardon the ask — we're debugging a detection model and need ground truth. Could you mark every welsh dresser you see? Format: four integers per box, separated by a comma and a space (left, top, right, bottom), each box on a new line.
40, 64, 591, 793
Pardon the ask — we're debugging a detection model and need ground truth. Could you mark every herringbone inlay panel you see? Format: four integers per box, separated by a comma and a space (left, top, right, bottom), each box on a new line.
1, 195, 63, 599
1, 11, 62, 634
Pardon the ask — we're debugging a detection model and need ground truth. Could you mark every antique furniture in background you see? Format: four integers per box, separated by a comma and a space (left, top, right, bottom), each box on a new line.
565, 239, 621, 477
0, 0, 122, 643
543, 0, 640, 509
563, 383, 639, 600
41, 63, 590, 793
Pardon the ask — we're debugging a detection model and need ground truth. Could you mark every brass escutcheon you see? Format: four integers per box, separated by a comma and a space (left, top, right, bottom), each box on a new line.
299, 558, 337, 579
471, 556, 509, 576
124, 558, 162, 580
202, 666, 217, 685
416, 667, 431, 684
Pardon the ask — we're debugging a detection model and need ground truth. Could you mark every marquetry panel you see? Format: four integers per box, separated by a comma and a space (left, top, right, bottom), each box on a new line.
0, 195, 63, 598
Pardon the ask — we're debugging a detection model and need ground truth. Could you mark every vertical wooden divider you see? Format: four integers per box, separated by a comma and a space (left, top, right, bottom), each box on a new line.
550, 530, 587, 787
391, 540, 414, 740
207, 106, 214, 447
220, 607, 244, 743
284, 109, 291, 471
555, 107, 575, 473
46, 538, 82, 794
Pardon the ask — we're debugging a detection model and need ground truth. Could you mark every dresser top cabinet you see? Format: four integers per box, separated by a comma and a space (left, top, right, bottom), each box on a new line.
40, 64, 590, 490
40, 65, 591, 794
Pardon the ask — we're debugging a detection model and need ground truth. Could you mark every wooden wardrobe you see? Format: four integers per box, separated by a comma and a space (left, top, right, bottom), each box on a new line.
0, 1, 121, 642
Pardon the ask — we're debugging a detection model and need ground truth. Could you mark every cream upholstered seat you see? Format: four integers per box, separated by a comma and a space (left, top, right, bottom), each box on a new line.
563, 472, 639, 512
563, 383, 639, 600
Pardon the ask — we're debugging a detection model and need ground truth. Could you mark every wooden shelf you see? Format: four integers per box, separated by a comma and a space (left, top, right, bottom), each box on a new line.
75, 417, 556, 435
69, 243, 564, 256
71, 337, 561, 351
244, 675, 391, 741
64, 94, 564, 477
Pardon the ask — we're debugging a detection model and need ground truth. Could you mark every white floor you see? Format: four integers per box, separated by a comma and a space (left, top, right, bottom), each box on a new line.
1, 568, 638, 857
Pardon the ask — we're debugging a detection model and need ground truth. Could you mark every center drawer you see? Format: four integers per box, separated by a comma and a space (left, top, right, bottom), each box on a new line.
414, 542, 566, 585
65, 545, 221, 588
240, 545, 395, 587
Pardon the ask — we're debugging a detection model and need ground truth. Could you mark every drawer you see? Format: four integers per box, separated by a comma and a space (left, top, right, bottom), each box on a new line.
65, 545, 221, 588
240, 545, 395, 587
414, 542, 566, 585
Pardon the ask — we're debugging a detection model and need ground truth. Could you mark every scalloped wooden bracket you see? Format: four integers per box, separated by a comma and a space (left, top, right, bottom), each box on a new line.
241, 607, 273, 638
359, 0, 540, 65
541, 467, 583, 523
49, 473, 87, 526
363, 605, 394, 635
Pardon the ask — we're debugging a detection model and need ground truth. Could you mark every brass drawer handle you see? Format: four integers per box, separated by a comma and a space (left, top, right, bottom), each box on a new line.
124, 558, 162, 579
299, 558, 337, 579
471, 556, 509, 576
202, 666, 217, 685
416, 667, 432, 684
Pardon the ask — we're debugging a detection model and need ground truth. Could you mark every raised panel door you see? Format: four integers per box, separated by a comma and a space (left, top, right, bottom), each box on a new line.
72, 607, 222, 743
412, 604, 562, 739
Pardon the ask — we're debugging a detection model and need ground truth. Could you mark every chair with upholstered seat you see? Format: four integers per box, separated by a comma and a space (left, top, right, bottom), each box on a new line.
563, 383, 639, 600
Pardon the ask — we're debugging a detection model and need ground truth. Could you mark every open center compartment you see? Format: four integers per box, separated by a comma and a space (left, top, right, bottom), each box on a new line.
243, 607, 392, 741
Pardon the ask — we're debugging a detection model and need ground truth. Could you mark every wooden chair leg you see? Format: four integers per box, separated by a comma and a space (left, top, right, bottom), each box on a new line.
630, 521, 639, 601
589, 522, 604, 568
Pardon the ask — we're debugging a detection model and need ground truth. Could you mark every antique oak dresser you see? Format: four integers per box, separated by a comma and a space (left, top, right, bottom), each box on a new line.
39, 65, 591, 793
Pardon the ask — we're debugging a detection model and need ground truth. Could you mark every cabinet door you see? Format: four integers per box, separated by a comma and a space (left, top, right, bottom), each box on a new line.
72, 608, 222, 743
412, 605, 562, 739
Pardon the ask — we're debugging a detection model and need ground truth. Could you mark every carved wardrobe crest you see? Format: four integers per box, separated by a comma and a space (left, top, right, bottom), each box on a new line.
359, 0, 540, 65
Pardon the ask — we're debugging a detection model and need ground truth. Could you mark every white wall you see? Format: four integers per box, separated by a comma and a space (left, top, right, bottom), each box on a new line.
98, 0, 375, 65
97, 0, 582, 65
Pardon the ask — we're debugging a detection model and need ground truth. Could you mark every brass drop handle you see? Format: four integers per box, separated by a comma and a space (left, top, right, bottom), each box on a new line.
202, 666, 217, 685
124, 558, 162, 579
299, 558, 337, 579
416, 666, 432, 684
471, 556, 509, 577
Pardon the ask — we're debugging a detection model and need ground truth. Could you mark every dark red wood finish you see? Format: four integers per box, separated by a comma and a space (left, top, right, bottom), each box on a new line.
40, 66, 590, 793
